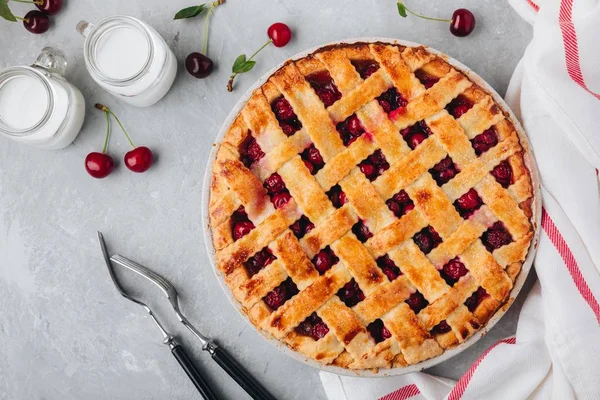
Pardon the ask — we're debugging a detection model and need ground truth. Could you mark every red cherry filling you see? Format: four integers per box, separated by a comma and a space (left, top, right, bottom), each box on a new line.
231, 206, 255, 241
376, 255, 402, 281
481, 221, 513, 252
446, 96, 473, 118
454, 188, 483, 218
358, 149, 389, 181
440, 257, 468, 285
413, 226, 442, 254
377, 88, 407, 114
491, 160, 513, 188
471, 128, 498, 156
429, 156, 459, 186
244, 247, 276, 276
367, 319, 392, 343
351, 60, 380, 79
432, 320, 452, 334
386, 190, 415, 218
336, 114, 365, 146
271, 96, 302, 136
312, 246, 339, 275
337, 279, 366, 307
465, 287, 489, 312
264, 173, 286, 195
239, 135, 265, 167
300, 144, 325, 175
263, 277, 299, 310
414, 70, 440, 89
296, 312, 330, 341
327, 185, 348, 208
352, 220, 373, 242
400, 121, 432, 150
306, 71, 342, 108
405, 291, 429, 313
289, 215, 315, 239
271, 192, 292, 209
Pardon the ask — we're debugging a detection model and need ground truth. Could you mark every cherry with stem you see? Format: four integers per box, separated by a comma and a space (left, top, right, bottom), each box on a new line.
176, 0, 224, 79
95, 104, 154, 173
227, 22, 291, 92
396, 1, 475, 37
85, 109, 115, 179
13, 10, 50, 34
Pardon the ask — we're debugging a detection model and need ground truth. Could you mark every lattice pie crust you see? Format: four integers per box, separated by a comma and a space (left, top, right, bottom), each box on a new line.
209, 43, 534, 370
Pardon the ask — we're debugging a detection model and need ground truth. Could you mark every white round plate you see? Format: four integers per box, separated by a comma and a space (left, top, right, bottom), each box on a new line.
202, 38, 541, 377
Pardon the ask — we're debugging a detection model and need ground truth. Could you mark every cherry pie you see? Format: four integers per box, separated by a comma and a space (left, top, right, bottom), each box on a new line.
208, 42, 535, 370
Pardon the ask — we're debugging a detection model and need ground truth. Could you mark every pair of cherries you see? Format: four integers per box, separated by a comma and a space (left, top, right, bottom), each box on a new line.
1, 0, 63, 34
85, 104, 153, 179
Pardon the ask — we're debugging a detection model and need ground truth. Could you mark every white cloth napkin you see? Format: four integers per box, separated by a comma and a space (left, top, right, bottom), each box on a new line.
320, 0, 600, 398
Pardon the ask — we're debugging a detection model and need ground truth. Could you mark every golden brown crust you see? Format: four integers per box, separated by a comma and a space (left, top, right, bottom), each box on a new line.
208, 43, 535, 370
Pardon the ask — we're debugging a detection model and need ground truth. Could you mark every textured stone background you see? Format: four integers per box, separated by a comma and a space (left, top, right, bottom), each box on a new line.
0, 1, 533, 399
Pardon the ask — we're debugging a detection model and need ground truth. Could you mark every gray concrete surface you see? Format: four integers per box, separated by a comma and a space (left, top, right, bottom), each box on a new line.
0, 1, 533, 399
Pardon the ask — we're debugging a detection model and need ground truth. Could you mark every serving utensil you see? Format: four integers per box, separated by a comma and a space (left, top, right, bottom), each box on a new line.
98, 232, 276, 400
98, 232, 218, 399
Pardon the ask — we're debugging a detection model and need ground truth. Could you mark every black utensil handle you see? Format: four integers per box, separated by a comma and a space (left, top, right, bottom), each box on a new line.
171, 343, 219, 400
211, 346, 276, 400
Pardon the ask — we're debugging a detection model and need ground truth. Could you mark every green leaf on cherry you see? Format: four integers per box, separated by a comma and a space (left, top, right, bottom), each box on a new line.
174, 4, 206, 20
0, 0, 16, 22
232, 54, 256, 74
397, 2, 407, 18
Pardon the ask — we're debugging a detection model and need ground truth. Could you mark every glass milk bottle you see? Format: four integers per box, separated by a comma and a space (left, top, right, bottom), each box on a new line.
0, 47, 86, 150
77, 16, 178, 107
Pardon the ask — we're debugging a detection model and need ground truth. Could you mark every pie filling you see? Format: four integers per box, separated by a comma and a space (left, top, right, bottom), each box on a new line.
212, 43, 534, 370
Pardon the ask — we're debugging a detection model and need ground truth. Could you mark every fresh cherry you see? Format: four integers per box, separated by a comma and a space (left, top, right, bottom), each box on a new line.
125, 146, 153, 173
95, 104, 153, 174
36, 0, 63, 15
86, 103, 115, 179
397, 2, 476, 37
450, 9, 476, 37
267, 22, 292, 47
186, 53, 214, 78
22, 10, 50, 34
228, 22, 292, 91
175, 1, 223, 79
85, 152, 114, 179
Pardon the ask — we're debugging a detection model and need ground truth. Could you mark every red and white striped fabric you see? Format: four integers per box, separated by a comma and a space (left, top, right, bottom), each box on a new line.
320, 0, 600, 398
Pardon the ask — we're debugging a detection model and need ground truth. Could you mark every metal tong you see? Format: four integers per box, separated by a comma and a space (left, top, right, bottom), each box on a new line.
98, 232, 276, 400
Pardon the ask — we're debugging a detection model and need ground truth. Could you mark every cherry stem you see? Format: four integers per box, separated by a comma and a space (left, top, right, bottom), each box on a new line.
202, 0, 224, 55
101, 110, 111, 154
14, 16, 29, 22
398, 1, 452, 22
95, 103, 135, 149
10, 0, 42, 4
227, 39, 273, 92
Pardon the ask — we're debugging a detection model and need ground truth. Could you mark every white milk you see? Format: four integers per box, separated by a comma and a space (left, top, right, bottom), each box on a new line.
0, 75, 49, 130
79, 16, 177, 107
0, 48, 85, 150
95, 26, 150, 80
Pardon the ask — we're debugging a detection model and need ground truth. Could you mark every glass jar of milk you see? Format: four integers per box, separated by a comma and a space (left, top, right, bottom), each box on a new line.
77, 16, 177, 107
0, 47, 86, 150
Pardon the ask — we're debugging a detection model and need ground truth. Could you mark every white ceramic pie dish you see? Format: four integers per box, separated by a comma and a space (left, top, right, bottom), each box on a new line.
201, 38, 542, 377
